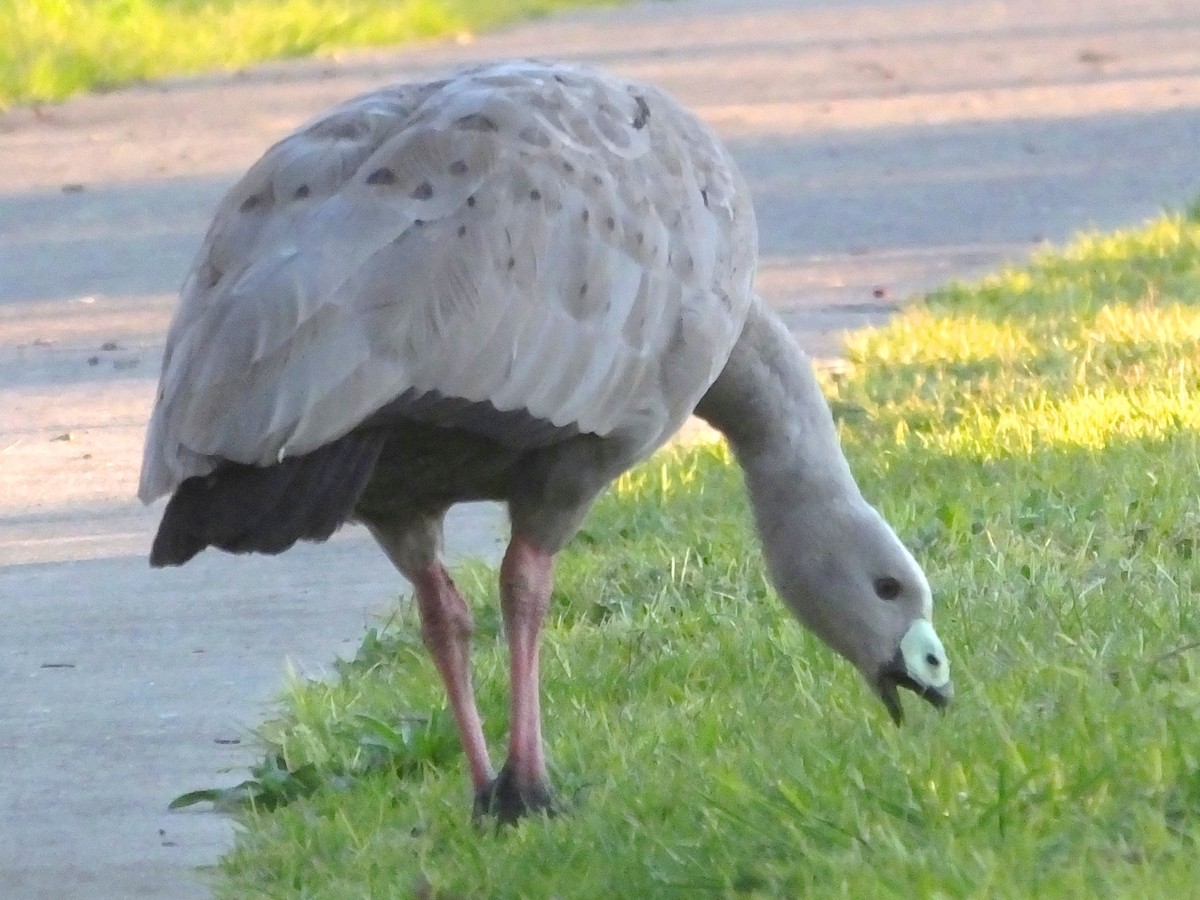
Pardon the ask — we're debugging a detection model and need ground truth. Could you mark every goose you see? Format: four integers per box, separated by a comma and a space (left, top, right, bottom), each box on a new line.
140, 60, 952, 823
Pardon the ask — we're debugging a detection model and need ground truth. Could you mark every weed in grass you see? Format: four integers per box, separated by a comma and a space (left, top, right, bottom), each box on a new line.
201, 211, 1200, 897
171, 709, 459, 813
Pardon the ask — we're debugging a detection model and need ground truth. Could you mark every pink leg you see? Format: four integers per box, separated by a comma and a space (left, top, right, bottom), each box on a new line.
502, 535, 554, 785
410, 563, 494, 793
476, 534, 556, 821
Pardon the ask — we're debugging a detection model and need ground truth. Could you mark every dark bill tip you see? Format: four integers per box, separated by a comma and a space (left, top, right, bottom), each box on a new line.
879, 677, 905, 725
876, 663, 952, 726
922, 681, 954, 710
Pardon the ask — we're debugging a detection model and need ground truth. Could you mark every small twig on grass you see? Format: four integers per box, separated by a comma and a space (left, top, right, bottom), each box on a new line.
1150, 639, 1200, 668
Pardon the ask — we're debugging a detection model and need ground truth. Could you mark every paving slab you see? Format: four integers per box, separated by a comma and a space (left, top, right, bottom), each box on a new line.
2, 0, 1200, 895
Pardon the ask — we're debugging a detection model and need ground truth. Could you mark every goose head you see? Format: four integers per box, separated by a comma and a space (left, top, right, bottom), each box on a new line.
763, 496, 953, 723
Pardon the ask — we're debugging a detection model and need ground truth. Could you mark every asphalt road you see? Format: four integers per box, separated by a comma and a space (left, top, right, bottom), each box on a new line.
2, 0, 1199, 896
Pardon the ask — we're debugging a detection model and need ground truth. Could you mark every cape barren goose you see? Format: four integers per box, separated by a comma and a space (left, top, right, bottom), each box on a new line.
141, 60, 952, 822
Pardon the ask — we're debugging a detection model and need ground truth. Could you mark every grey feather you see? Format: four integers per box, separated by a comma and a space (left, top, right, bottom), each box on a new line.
140, 60, 756, 502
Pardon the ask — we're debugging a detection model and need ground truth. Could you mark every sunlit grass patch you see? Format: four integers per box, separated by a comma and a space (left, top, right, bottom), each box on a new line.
893, 383, 1200, 459
842, 215, 1200, 463
0, 0, 623, 107
202, 211, 1200, 896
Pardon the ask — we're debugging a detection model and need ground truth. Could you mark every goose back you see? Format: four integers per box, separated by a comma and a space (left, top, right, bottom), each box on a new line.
139, 60, 758, 503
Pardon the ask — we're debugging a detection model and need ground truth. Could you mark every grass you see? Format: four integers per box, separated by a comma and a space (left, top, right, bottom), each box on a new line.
0, 0, 622, 108
194, 210, 1200, 897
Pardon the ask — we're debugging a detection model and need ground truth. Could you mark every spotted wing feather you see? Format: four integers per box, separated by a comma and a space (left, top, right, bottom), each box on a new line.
139, 61, 757, 502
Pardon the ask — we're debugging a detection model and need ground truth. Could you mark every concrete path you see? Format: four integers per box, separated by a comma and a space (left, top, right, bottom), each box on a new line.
2, 0, 1199, 895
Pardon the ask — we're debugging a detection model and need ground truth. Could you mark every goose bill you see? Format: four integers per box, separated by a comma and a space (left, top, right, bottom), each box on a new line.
876, 655, 953, 725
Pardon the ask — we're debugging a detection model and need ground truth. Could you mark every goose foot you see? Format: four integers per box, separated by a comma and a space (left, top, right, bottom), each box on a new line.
473, 762, 558, 824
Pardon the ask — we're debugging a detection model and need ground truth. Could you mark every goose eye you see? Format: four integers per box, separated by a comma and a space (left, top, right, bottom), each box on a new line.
874, 576, 902, 601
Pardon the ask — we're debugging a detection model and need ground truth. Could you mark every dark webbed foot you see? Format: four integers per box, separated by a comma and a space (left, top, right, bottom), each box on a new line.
473, 762, 558, 824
